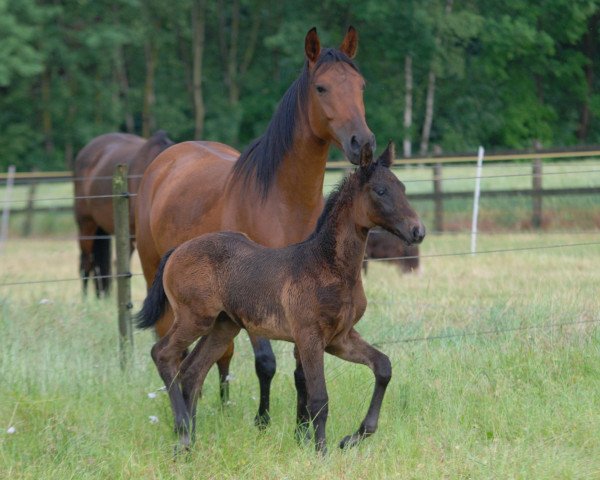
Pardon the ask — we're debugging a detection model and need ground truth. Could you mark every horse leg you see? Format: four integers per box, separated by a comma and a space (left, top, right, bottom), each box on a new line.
150, 311, 208, 452
248, 334, 276, 429
326, 328, 392, 449
293, 345, 311, 444
179, 317, 241, 445
76, 216, 97, 297
216, 341, 234, 405
295, 337, 328, 454
93, 226, 112, 297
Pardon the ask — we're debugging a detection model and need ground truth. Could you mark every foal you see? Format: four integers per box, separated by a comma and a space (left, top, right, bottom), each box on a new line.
137, 143, 425, 453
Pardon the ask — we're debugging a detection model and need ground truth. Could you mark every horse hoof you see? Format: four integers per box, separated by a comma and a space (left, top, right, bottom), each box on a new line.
294, 425, 312, 445
172, 443, 191, 459
254, 412, 270, 430
339, 434, 361, 449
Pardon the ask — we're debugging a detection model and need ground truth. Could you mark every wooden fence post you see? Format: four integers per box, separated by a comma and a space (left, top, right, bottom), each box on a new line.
433, 163, 443, 232
22, 173, 39, 237
532, 156, 543, 229
112, 164, 133, 370
0, 165, 16, 254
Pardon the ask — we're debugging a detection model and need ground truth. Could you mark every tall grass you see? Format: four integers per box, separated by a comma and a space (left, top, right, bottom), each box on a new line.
1, 233, 599, 478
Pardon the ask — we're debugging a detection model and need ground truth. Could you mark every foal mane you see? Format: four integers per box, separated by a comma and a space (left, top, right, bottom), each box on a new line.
232, 48, 360, 199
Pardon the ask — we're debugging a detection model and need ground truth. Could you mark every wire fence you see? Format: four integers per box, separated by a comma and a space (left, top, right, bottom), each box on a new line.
1, 239, 598, 289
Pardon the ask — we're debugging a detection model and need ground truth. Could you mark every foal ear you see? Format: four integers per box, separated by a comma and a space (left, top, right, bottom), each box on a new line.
339, 26, 358, 59
305, 27, 321, 65
359, 143, 373, 169
377, 142, 395, 168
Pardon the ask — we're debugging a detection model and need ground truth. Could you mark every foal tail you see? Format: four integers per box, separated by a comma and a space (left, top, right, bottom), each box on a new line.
135, 249, 175, 329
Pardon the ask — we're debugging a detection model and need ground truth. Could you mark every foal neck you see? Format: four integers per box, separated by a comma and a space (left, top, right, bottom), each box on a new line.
311, 175, 369, 277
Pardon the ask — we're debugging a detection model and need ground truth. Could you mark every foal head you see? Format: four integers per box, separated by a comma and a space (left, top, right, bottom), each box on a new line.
355, 143, 426, 246
304, 27, 375, 164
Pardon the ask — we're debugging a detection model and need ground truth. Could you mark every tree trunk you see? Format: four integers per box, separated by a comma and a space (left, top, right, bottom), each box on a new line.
419, 0, 453, 156
419, 70, 436, 156
403, 54, 413, 158
41, 68, 54, 157
578, 13, 599, 141
192, 0, 206, 139
115, 44, 134, 133
142, 40, 157, 138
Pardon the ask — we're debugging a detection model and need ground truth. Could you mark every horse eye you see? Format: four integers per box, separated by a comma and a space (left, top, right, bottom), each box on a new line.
376, 188, 386, 196
316, 85, 327, 94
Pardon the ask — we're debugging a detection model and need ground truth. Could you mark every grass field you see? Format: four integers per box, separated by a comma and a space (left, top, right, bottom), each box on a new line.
1, 232, 600, 479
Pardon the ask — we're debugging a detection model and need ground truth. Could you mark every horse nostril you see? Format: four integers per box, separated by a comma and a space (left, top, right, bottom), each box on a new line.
350, 135, 360, 152
412, 225, 425, 243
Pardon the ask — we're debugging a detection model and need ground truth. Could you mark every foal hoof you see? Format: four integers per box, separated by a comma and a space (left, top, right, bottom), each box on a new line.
294, 424, 312, 445
339, 433, 364, 450
172, 443, 191, 459
254, 412, 270, 430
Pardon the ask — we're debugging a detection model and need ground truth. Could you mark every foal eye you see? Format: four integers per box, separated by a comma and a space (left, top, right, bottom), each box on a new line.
316, 85, 327, 94
375, 188, 386, 196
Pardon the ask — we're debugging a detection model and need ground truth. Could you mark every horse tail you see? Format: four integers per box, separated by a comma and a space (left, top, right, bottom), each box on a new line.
135, 249, 175, 329
93, 227, 112, 295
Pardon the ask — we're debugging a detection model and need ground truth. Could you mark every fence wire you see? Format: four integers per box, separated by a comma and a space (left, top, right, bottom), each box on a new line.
0, 240, 598, 288
2, 166, 599, 205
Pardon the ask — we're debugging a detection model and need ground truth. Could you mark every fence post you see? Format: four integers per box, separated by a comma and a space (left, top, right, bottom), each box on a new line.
471, 146, 485, 255
433, 163, 443, 232
532, 153, 543, 229
112, 164, 133, 370
22, 172, 39, 237
0, 165, 16, 254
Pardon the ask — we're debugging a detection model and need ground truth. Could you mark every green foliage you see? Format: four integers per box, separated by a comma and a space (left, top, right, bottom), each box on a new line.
1, 0, 600, 171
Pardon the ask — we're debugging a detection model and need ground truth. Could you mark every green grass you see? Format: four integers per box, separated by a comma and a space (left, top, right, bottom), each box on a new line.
1, 233, 600, 478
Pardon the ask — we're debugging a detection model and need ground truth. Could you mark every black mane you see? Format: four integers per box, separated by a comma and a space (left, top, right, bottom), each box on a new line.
231, 48, 359, 198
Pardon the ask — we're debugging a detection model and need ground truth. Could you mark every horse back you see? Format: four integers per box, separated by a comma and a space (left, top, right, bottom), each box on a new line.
136, 142, 241, 277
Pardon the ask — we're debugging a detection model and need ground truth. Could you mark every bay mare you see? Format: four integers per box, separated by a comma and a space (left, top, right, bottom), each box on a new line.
135, 27, 374, 424
74, 130, 173, 296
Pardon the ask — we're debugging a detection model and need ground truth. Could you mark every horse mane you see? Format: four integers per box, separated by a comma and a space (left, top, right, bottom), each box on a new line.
232, 48, 360, 198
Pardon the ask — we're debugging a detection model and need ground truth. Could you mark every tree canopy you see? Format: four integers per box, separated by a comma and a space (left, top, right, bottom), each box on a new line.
1, 0, 599, 170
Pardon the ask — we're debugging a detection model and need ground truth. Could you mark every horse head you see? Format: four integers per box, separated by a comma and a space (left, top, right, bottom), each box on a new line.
304, 27, 375, 165
356, 142, 425, 246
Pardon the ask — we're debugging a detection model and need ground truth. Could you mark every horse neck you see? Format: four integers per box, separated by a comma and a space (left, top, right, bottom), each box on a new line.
273, 123, 329, 213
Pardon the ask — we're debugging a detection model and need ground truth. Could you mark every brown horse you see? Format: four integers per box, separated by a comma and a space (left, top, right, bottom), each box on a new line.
135, 27, 374, 424
136, 143, 425, 453
74, 130, 173, 297
363, 229, 420, 275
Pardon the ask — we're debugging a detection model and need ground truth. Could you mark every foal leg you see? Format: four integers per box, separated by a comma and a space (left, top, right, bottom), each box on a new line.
249, 334, 276, 428
293, 345, 311, 444
179, 318, 241, 444
327, 328, 392, 449
295, 337, 328, 454
216, 341, 234, 405
151, 313, 208, 451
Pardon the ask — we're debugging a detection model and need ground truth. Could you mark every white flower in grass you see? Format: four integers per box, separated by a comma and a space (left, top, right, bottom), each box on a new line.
148, 416, 159, 424
39, 299, 53, 305
7, 426, 15, 434
225, 374, 234, 382
147, 392, 157, 399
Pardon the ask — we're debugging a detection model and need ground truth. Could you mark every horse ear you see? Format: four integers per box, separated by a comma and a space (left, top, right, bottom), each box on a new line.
305, 27, 321, 65
359, 143, 373, 169
339, 26, 358, 59
378, 142, 395, 168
